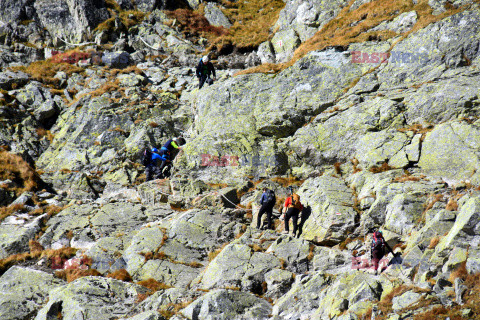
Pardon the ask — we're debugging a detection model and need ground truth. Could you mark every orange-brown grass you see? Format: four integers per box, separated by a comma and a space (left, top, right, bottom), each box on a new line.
446, 197, 459, 211
95, 9, 146, 31
427, 236, 440, 249
279, 258, 287, 270
28, 240, 44, 253
271, 176, 305, 188
159, 301, 194, 320
412, 272, 480, 319
207, 0, 285, 52
374, 285, 431, 319
249, 243, 265, 252
397, 123, 434, 135
448, 261, 468, 283
106, 269, 133, 282
0, 151, 41, 197
334, 162, 342, 175
351, 158, 361, 173
137, 278, 172, 293
55, 269, 102, 282
239, 0, 468, 75
0, 204, 25, 222
307, 244, 315, 261
0, 247, 77, 274
11, 60, 84, 86
165, 9, 227, 41
149, 122, 159, 128
369, 162, 393, 174
208, 243, 229, 261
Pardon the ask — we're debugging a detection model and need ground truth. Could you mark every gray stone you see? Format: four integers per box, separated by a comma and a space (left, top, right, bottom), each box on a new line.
384, 193, 425, 235
0, 267, 65, 320
271, 29, 301, 63
204, 3, 231, 28
257, 41, 276, 64
0, 213, 46, 259
392, 291, 422, 312
102, 51, 131, 68
34, 277, 149, 320
180, 289, 272, 320
274, 0, 350, 42
297, 176, 357, 243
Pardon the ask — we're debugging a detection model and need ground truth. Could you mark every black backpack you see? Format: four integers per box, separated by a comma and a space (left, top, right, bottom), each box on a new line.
371, 233, 385, 252
265, 189, 276, 205
141, 148, 152, 166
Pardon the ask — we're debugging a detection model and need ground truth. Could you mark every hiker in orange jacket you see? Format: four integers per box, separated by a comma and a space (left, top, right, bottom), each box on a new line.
282, 192, 303, 237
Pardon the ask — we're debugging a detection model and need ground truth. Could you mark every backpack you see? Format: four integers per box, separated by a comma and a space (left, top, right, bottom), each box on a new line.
141, 148, 152, 166
371, 232, 385, 252
265, 189, 276, 205
289, 193, 302, 210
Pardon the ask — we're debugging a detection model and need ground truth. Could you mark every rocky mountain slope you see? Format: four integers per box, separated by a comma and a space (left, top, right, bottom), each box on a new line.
1, 0, 480, 319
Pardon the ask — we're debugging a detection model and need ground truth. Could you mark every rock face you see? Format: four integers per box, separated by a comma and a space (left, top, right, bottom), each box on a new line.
1, 0, 480, 319
0, 267, 65, 320
35, 277, 149, 320
34, 0, 109, 42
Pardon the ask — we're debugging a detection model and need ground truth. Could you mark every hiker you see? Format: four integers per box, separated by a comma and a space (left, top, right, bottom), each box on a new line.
256, 187, 276, 230
158, 137, 186, 174
370, 230, 394, 275
196, 55, 216, 89
144, 148, 169, 181
281, 189, 303, 236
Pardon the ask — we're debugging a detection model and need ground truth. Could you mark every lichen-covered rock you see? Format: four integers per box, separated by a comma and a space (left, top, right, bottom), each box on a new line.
0, 267, 65, 320
384, 193, 426, 235
418, 121, 480, 184
274, 0, 350, 42
34, 277, 149, 320
0, 213, 46, 259
434, 196, 480, 255
392, 291, 423, 312
204, 3, 231, 28
271, 29, 301, 63
297, 176, 357, 244
35, 0, 109, 42
0, 70, 29, 90
180, 289, 272, 320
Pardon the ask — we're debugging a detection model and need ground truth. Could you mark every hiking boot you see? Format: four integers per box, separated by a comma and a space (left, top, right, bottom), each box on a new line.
282, 230, 289, 234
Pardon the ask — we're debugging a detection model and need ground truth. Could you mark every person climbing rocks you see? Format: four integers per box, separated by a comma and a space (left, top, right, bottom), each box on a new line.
158, 137, 186, 177
144, 148, 169, 181
370, 230, 394, 275
281, 187, 303, 237
256, 187, 276, 230
196, 55, 216, 89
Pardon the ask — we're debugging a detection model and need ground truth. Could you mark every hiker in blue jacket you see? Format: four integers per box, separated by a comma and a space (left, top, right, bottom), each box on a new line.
145, 148, 169, 181
256, 187, 276, 230
196, 55, 216, 89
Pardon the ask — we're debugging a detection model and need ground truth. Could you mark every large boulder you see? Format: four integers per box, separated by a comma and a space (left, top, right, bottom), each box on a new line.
0, 214, 46, 259
274, 0, 350, 42
418, 121, 480, 184
180, 289, 272, 320
35, 0, 109, 42
0, 0, 32, 24
0, 267, 65, 320
204, 3, 231, 28
297, 176, 357, 244
34, 277, 149, 320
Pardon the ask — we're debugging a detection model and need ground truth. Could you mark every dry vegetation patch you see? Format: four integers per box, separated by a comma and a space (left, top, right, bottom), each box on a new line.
238, 0, 468, 75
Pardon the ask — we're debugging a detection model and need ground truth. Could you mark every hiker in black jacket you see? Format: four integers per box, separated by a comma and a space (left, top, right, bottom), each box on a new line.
371, 230, 395, 274
196, 55, 216, 89
256, 188, 276, 230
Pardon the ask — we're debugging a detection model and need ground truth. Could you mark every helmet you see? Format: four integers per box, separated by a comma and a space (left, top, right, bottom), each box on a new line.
202, 55, 209, 63
374, 231, 383, 238
151, 148, 158, 153
175, 137, 186, 146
